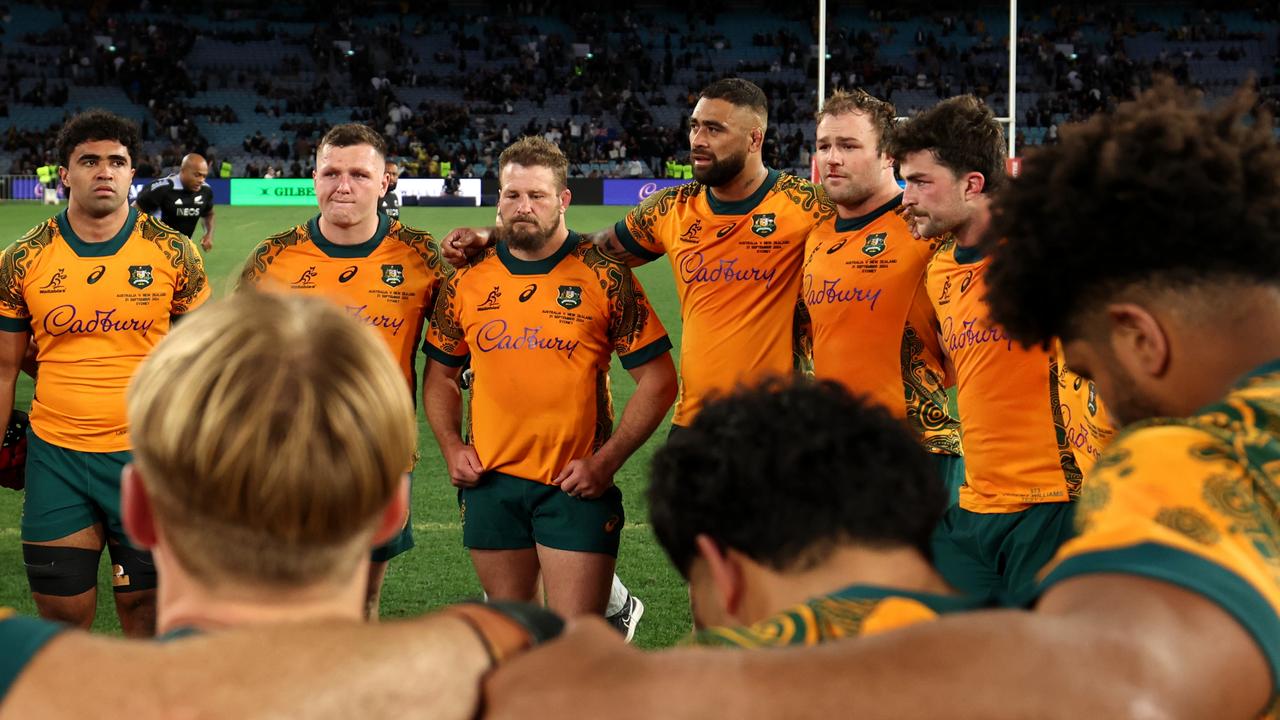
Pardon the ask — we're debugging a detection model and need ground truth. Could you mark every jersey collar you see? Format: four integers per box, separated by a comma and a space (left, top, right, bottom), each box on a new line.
829, 583, 982, 614
57, 207, 137, 257
705, 168, 781, 216
308, 213, 390, 258
497, 231, 579, 275
833, 193, 903, 233
1231, 358, 1280, 388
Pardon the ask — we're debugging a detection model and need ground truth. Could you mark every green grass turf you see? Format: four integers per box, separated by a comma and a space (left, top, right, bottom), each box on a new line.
0, 202, 693, 648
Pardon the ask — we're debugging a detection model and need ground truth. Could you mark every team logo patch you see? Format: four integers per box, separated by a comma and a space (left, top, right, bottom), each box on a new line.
477, 286, 502, 311
381, 264, 404, 287
128, 265, 153, 289
750, 213, 776, 237
339, 265, 358, 283
680, 220, 703, 243
39, 268, 67, 292
862, 233, 887, 257
557, 285, 582, 309
519, 284, 537, 302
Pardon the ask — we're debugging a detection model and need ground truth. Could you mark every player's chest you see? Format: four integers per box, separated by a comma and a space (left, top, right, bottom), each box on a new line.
668, 214, 804, 292
459, 273, 608, 339
164, 192, 206, 217
27, 252, 175, 333
267, 253, 432, 308
928, 261, 1014, 359
804, 230, 923, 311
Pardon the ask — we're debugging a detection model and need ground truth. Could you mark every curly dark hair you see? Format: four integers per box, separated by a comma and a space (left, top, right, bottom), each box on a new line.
983, 82, 1280, 347
648, 377, 944, 579
56, 110, 141, 168
888, 95, 1006, 193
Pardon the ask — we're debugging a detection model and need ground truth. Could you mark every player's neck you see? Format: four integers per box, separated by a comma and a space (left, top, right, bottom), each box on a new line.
835, 179, 902, 220
319, 213, 381, 246
508, 226, 571, 262
952, 197, 992, 249
65, 201, 130, 243
708, 161, 770, 203
737, 546, 952, 626
155, 554, 367, 634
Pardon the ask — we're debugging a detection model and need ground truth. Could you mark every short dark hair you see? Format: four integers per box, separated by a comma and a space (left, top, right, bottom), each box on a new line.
817, 89, 897, 154
699, 78, 768, 123
318, 123, 387, 159
649, 378, 944, 579
889, 95, 1006, 193
499, 135, 568, 191
983, 82, 1280, 347
56, 110, 141, 168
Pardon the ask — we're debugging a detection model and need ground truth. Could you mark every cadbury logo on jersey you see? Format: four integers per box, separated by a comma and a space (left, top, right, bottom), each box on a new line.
476, 319, 581, 358
381, 264, 404, 287
44, 305, 155, 338
128, 265, 153, 289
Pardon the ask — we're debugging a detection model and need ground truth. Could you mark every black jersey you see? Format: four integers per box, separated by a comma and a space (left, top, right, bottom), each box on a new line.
134, 175, 214, 238
379, 189, 402, 219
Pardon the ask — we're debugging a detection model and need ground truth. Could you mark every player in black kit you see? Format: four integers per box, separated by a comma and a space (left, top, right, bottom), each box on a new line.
379, 160, 402, 219
133, 153, 216, 251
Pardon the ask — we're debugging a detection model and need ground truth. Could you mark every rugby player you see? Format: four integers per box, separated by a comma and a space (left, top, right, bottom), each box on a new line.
240, 123, 449, 618
650, 378, 970, 647
132, 153, 216, 251
423, 136, 676, 621
799, 88, 963, 498
0, 110, 210, 636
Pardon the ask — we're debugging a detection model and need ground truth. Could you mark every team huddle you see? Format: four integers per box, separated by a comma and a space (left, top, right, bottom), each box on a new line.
0, 76, 1276, 719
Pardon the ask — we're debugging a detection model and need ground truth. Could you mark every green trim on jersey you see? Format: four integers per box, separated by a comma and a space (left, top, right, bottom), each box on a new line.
705, 169, 781, 215
496, 231, 580, 276
56, 208, 137, 257
613, 220, 664, 262
308, 214, 391, 258
0, 614, 64, 699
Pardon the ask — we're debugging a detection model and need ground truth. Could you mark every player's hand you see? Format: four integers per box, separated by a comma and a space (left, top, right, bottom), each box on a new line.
484, 618, 637, 719
201, 235, 213, 252
441, 227, 491, 268
554, 455, 613, 499
445, 442, 485, 487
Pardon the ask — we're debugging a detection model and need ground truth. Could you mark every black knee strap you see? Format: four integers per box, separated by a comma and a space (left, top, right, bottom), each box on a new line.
23, 544, 98, 596
107, 543, 157, 593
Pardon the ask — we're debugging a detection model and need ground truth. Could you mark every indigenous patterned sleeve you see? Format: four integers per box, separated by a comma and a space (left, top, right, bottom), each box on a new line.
613, 185, 683, 261
0, 225, 45, 332
583, 245, 671, 369
422, 269, 469, 366
1037, 424, 1280, 693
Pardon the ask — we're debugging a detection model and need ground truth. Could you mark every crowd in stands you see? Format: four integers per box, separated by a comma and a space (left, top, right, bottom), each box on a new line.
1, 1, 1277, 178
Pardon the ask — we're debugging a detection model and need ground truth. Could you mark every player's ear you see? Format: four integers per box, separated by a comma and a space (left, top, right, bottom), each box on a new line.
372, 473, 411, 546
559, 187, 571, 214
695, 534, 745, 619
1106, 303, 1170, 380
120, 464, 158, 549
963, 171, 986, 199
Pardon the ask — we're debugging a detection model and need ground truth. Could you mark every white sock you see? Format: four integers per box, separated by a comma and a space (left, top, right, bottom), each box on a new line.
605, 574, 629, 616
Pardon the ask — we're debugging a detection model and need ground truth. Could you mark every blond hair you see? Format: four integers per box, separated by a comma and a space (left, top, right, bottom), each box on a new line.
127, 291, 416, 588
816, 89, 897, 154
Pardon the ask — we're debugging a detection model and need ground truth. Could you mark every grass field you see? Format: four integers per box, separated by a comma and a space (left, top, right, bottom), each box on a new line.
0, 202, 695, 648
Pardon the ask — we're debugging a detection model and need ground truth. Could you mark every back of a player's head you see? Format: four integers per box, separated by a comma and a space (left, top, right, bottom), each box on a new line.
127, 291, 416, 589
649, 378, 944, 580
56, 109, 141, 168
700, 78, 769, 126
816, 89, 897, 154
318, 123, 387, 161
889, 95, 1006, 193
984, 81, 1280, 348
499, 135, 569, 191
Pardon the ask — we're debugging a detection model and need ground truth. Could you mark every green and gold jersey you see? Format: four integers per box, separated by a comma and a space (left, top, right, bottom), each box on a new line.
695, 584, 974, 648
1039, 359, 1280, 714
0, 607, 65, 701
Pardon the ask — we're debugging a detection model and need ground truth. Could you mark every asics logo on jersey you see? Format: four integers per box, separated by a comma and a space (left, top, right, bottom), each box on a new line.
519, 284, 537, 302
86, 265, 106, 285
716, 222, 738, 239
959, 270, 974, 294
339, 266, 358, 283
825, 237, 848, 254
40, 269, 67, 291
